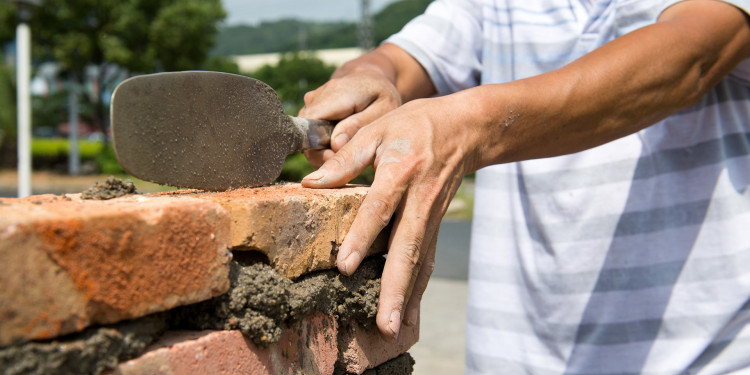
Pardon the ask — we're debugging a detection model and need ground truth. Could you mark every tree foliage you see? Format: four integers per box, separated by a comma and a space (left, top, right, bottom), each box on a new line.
214, 0, 432, 55
31, 0, 226, 73
373, 0, 432, 44
0, 53, 15, 139
251, 53, 336, 114
25, 0, 229, 136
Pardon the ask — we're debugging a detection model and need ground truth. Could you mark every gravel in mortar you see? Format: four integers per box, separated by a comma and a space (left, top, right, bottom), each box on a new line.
357, 352, 415, 375
80, 176, 138, 200
0, 314, 167, 375
172, 254, 383, 347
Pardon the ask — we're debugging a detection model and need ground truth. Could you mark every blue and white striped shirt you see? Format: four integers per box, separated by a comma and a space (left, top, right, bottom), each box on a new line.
388, 0, 750, 373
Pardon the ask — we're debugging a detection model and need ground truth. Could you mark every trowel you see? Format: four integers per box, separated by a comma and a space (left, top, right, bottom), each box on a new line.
111, 71, 334, 190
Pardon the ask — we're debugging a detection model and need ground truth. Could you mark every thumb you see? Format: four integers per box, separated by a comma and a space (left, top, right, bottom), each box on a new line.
301, 130, 378, 188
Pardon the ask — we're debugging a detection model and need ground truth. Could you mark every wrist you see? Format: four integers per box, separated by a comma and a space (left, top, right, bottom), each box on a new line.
332, 48, 398, 84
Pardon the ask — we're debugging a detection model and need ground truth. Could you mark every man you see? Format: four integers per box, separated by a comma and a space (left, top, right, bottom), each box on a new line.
299, 0, 750, 372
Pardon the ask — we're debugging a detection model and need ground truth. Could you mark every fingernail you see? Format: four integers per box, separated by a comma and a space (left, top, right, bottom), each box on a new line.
342, 251, 361, 276
388, 310, 401, 337
333, 134, 350, 149
303, 170, 325, 182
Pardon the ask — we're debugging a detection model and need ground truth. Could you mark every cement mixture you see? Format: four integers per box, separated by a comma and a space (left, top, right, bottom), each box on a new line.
357, 352, 415, 375
172, 255, 383, 346
0, 314, 167, 375
80, 176, 138, 200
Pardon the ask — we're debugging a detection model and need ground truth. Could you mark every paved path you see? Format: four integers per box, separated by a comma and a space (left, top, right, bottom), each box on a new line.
410, 277, 469, 375
409, 220, 472, 374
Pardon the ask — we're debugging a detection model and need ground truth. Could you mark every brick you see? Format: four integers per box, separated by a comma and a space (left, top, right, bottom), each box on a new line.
0, 194, 231, 346
111, 312, 338, 375
338, 320, 420, 374
171, 183, 388, 279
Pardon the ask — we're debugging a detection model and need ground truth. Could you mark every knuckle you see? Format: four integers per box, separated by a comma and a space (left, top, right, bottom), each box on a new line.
401, 240, 423, 269
366, 197, 395, 228
325, 154, 348, 172
337, 120, 361, 137
303, 90, 315, 104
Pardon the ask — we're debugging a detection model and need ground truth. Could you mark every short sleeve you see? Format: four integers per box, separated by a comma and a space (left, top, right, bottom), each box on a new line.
385, 0, 484, 95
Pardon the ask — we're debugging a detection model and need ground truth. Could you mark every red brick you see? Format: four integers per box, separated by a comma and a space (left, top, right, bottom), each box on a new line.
111, 312, 338, 375
338, 320, 420, 374
163, 183, 388, 279
0, 194, 231, 346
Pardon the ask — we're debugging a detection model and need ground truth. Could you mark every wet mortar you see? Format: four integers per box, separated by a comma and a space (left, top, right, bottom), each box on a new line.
0, 314, 167, 375
80, 176, 138, 200
0, 255, 400, 374
171, 254, 383, 347
356, 352, 415, 375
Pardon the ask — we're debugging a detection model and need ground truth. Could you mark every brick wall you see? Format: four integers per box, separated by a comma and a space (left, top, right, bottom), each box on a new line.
0, 182, 416, 375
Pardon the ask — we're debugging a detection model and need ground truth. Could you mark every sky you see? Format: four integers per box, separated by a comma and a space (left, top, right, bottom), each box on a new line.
222, 0, 399, 25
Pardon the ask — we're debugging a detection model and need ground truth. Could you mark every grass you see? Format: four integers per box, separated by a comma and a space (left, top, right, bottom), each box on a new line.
31, 138, 104, 159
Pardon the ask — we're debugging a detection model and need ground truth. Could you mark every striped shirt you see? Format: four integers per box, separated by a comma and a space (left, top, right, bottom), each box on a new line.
387, 0, 750, 373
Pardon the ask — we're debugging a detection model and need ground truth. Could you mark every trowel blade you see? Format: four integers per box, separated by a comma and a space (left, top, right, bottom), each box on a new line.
111, 71, 297, 190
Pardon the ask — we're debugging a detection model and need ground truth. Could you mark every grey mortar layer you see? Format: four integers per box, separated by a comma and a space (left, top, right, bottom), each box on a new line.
0, 256, 393, 375
171, 254, 384, 347
355, 352, 416, 375
0, 314, 167, 375
80, 176, 138, 200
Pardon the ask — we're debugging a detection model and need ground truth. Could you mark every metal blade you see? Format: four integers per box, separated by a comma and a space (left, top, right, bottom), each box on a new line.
111, 71, 301, 190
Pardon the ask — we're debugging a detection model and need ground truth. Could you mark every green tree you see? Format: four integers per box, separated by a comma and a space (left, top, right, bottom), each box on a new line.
0, 3, 15, 44
0, 53, 15, 137
373, 0, 432, 44
251, 53, 336, 115
212, 0, 432, 56
29, 0, 228, 137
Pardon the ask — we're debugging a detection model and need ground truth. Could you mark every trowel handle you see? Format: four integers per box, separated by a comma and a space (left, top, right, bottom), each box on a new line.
290, 117, 335, 150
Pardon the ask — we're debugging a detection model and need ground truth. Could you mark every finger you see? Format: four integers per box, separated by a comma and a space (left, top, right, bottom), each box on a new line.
303, 149, 334, 169
301, 82, 377, 121
376, 193, 430, 339
329, 100, 398, 151
301, 127, 379, 188
298, 104, 312, 119
403, 228, 438, 327
335, 167, 408, 276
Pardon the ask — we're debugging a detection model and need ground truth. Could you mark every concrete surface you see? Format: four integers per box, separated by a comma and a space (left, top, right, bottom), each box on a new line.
409, 219, 471, 375
410, 278, 468, 375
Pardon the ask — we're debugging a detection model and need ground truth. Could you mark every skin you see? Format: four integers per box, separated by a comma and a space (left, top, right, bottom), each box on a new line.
298, 0, 750, 340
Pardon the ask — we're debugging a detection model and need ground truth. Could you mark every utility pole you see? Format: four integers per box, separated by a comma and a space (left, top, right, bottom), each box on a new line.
68, 79, 80, 176
8, 0, 41, 197
359, 0, 373, 51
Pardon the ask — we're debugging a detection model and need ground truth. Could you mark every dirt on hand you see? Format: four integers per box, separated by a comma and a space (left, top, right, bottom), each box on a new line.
80, 176, 138, 200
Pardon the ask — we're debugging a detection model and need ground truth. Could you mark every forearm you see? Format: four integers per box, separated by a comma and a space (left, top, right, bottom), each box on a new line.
461, 0, 750, 170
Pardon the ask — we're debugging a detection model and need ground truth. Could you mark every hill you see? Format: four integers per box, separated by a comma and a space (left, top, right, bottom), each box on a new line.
213, 0, 432, 55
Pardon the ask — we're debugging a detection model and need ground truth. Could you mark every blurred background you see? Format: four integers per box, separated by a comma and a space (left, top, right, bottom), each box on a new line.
0, 1, 470, 373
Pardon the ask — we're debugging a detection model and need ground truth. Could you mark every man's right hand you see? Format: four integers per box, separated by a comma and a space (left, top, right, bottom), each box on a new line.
298, 69, 402, 167
298, 43, 436, 167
